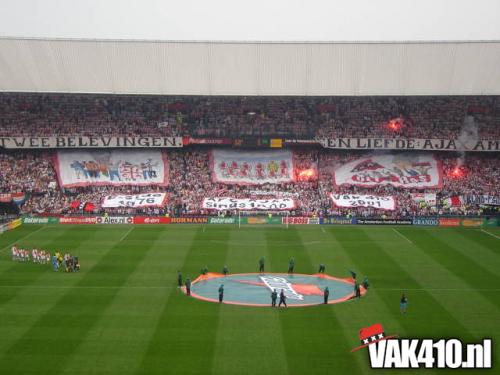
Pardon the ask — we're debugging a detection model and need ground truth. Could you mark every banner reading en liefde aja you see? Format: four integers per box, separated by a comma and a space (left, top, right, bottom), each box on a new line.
321, 137, 499, 152
55, 150, 169, 188
102, 193, 168, 208
330, 193, 396, 211
334, 153, 442, 189
210, 149, 295, 185
202, 197, 296, 211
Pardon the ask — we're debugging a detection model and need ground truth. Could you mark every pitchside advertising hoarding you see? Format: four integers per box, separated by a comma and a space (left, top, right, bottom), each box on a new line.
357, 219, 413, 225
282, 217, 319, 225
22, 217, 60, 224
412, 217, 439, 226
18, 216, 499, 227
0, 218, 22, 233
133, 216, 171, 224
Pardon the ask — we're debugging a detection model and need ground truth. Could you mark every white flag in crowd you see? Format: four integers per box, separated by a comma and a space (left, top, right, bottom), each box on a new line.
102, 193, 168, 208
202, 197, 296, 211
330, 193, 396, 211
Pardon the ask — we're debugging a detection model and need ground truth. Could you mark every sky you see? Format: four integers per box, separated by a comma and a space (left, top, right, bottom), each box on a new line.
1, 0, 500, 42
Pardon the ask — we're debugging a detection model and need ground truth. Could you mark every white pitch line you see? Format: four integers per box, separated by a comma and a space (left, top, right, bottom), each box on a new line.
0, 226, 47, 253
376, 287, 500, 292
0, 285, 175, 289
118, 227, 134, 242
203, 226, 206, 232
0, 285, 498, 292
321, 227, 326, 234
392, 228, 413, 244
481, 229, 500, 240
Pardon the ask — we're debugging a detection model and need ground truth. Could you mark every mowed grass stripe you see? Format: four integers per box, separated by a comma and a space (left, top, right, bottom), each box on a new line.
211, 227, 289, 375
266, 227, 365, 375
0, 226, 78, 307
433, 228, 500, 278
481, 229, 500, 241
298, 226, 409, 375
1, 226, 120, 355
399, 227, 500, 311
378, 227, 500, 361
0, 226, 118, 356
0, 225, 161, 374
334, 227, 475, 342
0, 225, 47, 254
0, 227, 131, 332
60, 226, 198, 375
370, 227, 499, 338
137, 225, 230, 375
472, 229, 500, 251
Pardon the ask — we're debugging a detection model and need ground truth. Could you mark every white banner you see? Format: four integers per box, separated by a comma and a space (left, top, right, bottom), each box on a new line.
211, 150, 295, 185
321, 137, 499, 152
330, 193, 396, 211
334, 154, 442, 189
0, 136, 183, 149
464, 195, 500, 206
55, 150, 169, 187
102, 193, 168, 208
411, 193, 437, 206
202, 197, 296, 211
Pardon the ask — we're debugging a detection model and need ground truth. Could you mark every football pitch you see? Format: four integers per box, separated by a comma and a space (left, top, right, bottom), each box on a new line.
0, 224, 499, 374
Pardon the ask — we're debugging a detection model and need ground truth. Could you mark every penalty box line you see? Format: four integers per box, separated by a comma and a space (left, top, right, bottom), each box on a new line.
392, 228, 413, 244
481, 229, 500, 240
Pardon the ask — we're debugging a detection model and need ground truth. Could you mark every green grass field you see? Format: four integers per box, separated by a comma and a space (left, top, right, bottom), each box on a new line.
0, 224, 499, 374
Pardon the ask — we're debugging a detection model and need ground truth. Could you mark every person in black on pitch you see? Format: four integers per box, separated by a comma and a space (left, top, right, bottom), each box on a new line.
218, 284, 224, 303
279, 289, 287, 307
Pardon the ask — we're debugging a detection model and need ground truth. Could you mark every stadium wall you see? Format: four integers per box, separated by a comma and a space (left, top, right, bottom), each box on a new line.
1, 38, 500, 96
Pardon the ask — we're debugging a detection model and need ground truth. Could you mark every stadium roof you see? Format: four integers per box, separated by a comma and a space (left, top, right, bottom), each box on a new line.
1, 0, 499, 96
1, 38, 500, 96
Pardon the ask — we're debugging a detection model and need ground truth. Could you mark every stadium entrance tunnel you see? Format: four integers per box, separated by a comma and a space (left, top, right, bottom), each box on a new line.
184, 273, 366, 307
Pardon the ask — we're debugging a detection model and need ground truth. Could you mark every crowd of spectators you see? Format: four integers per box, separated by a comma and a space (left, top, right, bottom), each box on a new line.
0, 148, 497, 218
1, 93, 499, 139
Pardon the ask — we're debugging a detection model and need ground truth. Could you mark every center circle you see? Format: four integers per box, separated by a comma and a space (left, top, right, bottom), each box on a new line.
188, 272, 365, 307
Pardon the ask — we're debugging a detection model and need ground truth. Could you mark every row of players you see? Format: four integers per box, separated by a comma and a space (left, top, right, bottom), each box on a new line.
11, 247, 51, 263
11, 246, 80, 272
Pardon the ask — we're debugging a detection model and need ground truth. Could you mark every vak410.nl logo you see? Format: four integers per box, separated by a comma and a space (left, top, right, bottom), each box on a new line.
352, 324, 492, 369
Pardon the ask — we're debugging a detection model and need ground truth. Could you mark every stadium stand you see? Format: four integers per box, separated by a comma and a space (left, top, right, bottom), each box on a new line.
0, 149, 498, 218
0, 93, 498, 219
1, 93, 500, 139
